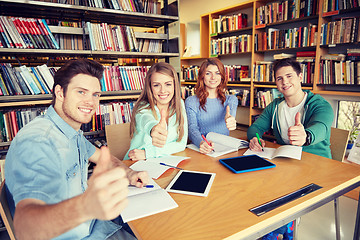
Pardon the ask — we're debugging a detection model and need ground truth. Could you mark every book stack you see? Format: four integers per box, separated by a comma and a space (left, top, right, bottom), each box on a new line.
320, 50, 360, 85
254, 24, 317, 51
225, 65, 250, 82
323, 0, 359, 12
0, 107, 47, 142
87, 23, 139, 52
210, 13, 248, 35
0, 16, 59, 49
211, 34, 251, 55
296, 51, 315, 84
320, 17, 360, 46
232, 89, 250, 107
0, 63, 57, 96
181, 65, 199, 81
101, 65, 150, 91
34, 0, 162, 14
81, 101, 135, 132
254, 88, 283, 109
256, 0, 318, 25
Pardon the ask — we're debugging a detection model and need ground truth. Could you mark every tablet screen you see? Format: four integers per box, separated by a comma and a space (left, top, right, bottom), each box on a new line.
165, 170, 216, 197
219, 155, 276, 173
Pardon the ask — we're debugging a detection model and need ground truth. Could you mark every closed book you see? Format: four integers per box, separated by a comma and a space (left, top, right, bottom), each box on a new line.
13, 69, 31, 95
31, 67, 50, 94
37, 64, 55, 91
0, 64, 16, 95
0, 74, 9, 95
39, 19, 60, 49
19, 65, 41, 94
3, 64, 24, 95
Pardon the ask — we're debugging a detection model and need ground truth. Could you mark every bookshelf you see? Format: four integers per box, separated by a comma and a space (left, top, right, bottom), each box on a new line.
0, 0, 180, 147
180, 0, 360, 127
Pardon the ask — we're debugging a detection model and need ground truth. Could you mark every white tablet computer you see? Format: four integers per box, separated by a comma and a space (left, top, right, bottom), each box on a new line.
165, 170, 216, 197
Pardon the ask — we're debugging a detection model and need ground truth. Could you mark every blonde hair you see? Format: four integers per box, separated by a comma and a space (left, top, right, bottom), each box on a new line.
130, 62, 185, 141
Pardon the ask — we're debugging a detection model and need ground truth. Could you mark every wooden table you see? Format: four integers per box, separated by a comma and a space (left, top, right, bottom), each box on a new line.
127, 142, 360, 240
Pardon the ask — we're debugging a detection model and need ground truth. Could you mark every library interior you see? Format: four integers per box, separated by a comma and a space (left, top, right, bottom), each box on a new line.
0, 0, 360, 239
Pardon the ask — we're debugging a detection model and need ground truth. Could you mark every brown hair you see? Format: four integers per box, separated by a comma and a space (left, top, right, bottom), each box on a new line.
52, 58, 103, 106
130, 62, 185, 141
195, 58, 228, 111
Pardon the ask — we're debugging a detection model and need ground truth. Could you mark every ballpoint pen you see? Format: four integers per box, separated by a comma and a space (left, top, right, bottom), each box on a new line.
256, 132, 264, 152
160, 162, 184, 170
129, 185, 154, 188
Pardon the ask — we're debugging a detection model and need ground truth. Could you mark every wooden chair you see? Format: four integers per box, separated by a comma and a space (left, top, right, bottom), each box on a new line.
330, 127, 350, 162
105, 122, 131, 160
0, 181, 16, 240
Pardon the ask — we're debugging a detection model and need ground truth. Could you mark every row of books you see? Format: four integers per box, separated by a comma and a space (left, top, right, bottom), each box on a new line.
225, 65, 250, 82
210, 13, 248, 35
320, 17, 360, 46
323, 0, 359, 12
55, 34, 87, 50
255, 0, 318, 25
254, 24, 317, 51
181, 65, 199, 81
81, 101, 135, 132
87, 22, 138, 52
101, 65, 150, 91
254, 88, 283, 109
210, 34, 252, 56
137, 39, 163, 53
34, 0, 162, 14
0, 63, 57, 96
0, 16, 59, 49
0, 107, 47, 142
180, 85, 195, 100
253, 58, 315, 84
231, 89, 250, 107
320, 53, 360, 85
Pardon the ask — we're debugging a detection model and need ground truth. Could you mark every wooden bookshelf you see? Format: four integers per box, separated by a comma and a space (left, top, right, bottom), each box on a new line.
181, 0, 360, 127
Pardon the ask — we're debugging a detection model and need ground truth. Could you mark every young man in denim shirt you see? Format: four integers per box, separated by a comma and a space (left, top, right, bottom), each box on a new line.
5, 59, 149, 239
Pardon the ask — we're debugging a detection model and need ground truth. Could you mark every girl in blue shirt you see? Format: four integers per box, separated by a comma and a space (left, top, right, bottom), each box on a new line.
125, 62, 188, 160
185, 58, 238, 154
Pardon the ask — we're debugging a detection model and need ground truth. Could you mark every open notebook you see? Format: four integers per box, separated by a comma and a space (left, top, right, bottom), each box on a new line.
243, 145, 302, 160
187, 132, 249, 158
121, 178, 178, 222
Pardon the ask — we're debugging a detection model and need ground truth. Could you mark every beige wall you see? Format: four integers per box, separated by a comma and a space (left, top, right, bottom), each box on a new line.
179, 0, 248, 24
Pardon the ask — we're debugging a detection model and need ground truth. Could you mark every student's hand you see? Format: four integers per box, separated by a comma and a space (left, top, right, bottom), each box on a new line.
249, 137, 265, 152
128, 149, 146, 161
83, 146, 129, 220
127, 170, 150, 188
225, 106, 236, 131
151, 109, 168, 148
288, 112, 306, 146
199, 140, 214, 154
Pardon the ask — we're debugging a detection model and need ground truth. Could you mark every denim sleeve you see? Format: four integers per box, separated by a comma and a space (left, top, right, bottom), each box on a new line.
6, 135, 63, 206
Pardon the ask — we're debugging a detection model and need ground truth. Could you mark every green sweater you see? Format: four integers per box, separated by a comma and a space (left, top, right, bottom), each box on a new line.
124, 101, 188, 159
247, 90, 334, 158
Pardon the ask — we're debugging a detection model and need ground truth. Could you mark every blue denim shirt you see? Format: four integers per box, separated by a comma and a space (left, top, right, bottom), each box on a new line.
5, 106, 121, 239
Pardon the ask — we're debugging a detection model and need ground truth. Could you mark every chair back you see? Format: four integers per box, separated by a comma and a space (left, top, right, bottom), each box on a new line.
0, 181, 16, 240
105, 123, 131, 160
330, 127, 350, 162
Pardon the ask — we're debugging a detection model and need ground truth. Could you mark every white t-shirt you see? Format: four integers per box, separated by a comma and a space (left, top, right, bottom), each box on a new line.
279, 92, 307, 144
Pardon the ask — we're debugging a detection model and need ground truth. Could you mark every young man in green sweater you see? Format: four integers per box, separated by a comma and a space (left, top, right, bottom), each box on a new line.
247, 58, 334, 240
248, 58, 334, 159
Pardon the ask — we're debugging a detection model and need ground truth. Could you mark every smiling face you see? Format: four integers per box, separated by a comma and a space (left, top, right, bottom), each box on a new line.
151, 72, 174, 110
203, 64, 221, 94
275, 66, 303, 100
55, 73, 101, 130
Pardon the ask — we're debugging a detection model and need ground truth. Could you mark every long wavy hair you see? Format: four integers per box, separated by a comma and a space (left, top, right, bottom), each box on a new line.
130, 62, 185, 142
195, 58, 228, 111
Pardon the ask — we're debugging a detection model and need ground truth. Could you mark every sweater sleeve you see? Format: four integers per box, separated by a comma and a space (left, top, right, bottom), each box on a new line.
185, 96, 203, 147
305, 98, 334, 145
226, 95, 238, 117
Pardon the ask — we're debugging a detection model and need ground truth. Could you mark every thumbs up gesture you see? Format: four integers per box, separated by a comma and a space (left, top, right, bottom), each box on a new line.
225, 105, 236, 131
288, 112, 307, 146
151, 108, 168, 148
82, 146, 129, 220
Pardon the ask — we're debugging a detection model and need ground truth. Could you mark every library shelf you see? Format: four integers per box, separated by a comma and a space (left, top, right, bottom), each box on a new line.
255, 46, 317, 53
210, 26, 253, 37
255, 15, 319, 29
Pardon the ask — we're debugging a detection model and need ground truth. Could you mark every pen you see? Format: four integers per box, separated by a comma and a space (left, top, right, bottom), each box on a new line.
201, 134, 215, 152
256, 133, 264, 152
130, 185, 154, 188
160, 162, 184, 170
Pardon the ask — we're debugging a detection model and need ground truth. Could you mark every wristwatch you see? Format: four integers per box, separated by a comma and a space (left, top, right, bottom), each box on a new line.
304, 131, 311, 146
